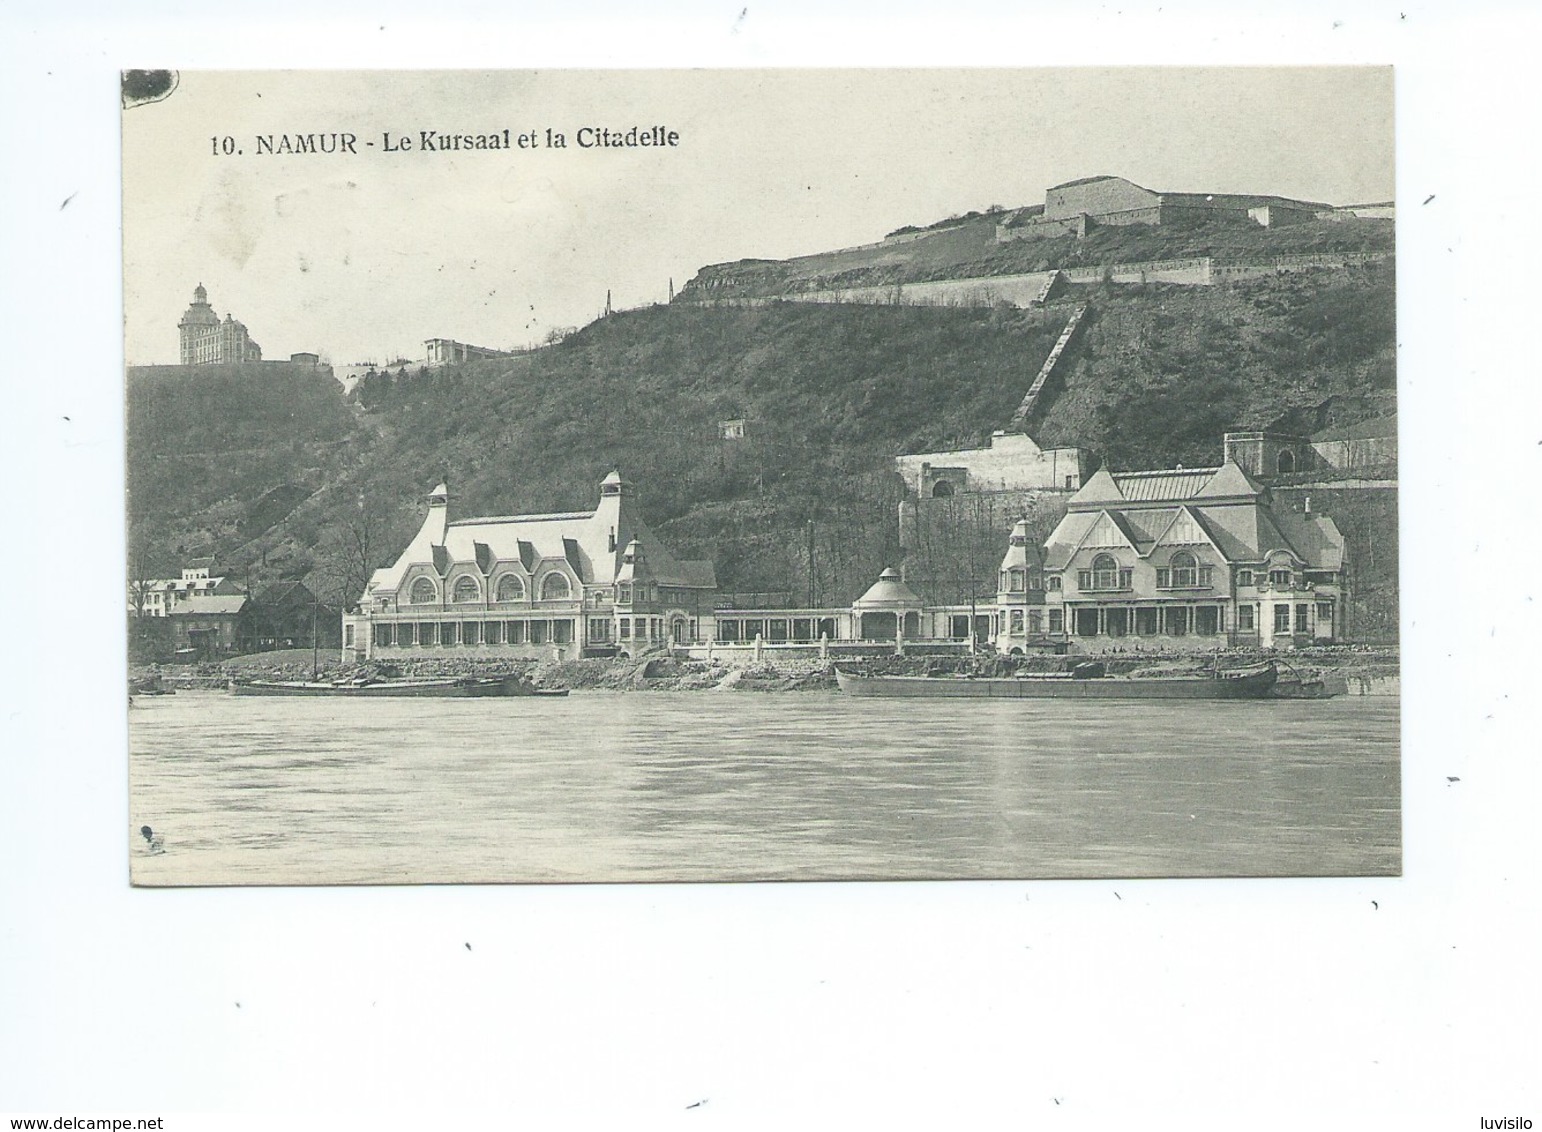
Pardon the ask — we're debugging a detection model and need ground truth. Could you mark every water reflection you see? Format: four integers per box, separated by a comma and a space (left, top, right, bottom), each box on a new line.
129, 691, 1400, 885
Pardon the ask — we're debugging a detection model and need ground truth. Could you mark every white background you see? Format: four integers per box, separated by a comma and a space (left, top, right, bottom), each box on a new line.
2, 2, 1538, 1127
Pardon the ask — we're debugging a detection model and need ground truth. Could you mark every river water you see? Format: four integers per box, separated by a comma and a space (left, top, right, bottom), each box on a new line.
128, 690, 1400, 885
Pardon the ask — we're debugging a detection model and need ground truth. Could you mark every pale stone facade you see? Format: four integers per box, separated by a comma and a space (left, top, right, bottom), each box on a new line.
343, 474, 718, 661
177, 284, 262, 365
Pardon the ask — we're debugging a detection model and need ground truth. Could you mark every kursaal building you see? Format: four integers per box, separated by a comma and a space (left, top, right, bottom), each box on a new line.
345, 454, 1345, 662
343, 472, 718, 660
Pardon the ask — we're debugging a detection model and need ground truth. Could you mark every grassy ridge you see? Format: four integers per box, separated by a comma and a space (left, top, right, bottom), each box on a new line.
125, 263, 1396, 617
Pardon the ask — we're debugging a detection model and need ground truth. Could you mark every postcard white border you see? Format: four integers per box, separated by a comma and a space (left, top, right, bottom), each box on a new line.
3, 1, 1539, 1124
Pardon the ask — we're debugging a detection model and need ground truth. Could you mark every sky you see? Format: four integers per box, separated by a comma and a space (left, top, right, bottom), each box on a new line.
122, 67, 1394, 366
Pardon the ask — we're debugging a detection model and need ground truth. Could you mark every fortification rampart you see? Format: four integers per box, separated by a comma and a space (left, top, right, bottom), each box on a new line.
1210, 251, 1392, 281
677, 251, 1392, 310
1061, 257, 1214, 285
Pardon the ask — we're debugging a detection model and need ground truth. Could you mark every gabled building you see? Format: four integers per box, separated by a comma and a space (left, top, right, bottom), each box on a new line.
1040, 461, 1345, 651
245, 581, 339, 651
128, 561, 244, 618
166, 594, 249, 658
343, 473, 718, 660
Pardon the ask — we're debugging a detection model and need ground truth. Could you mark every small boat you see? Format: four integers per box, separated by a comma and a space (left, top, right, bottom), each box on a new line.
1269, 672, 1348, 699
228, 673, 569, 698
834, 661, 1279, 700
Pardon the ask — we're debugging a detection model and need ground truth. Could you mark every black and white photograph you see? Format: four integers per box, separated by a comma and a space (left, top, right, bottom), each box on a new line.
5, 6, 1539, 1125
123, 68, 1399, 886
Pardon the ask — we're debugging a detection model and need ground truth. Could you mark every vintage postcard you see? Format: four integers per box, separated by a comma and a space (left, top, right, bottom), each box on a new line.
124, 68, 1398, 885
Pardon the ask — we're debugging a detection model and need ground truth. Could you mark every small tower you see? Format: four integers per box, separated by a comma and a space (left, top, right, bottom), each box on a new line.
177, 283, 219, 364
596, 470, 633, 559
995, 520, 1045, 654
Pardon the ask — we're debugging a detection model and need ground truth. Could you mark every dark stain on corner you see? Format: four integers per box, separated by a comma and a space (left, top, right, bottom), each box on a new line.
122, 70, 179, 110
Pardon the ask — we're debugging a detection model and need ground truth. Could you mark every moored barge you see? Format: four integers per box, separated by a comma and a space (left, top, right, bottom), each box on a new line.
834, 661, 1278, 700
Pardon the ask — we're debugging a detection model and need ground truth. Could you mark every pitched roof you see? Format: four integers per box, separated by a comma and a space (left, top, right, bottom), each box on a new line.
1043, 462, 1344, 571
1275, 514, 1344, 571
1193, 461, 1264, 500
1254, 507, 1304, 562
369, 480, 716, 600
169, 595, 247, 616
1067, 466, 1124, 506
251, 580, 315, 608
1183, 504, 1258, 562
1048, 174, 1149, 192
1111, 468, 1218, 503
1042, 511, 1099, 570
675, 560, 719, 590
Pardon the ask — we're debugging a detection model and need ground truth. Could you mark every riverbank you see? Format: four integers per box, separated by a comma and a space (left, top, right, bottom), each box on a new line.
132, 645, 1401, 695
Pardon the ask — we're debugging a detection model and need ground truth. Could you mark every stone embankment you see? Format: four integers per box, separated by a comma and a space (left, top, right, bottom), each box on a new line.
133, 646, 1400, 695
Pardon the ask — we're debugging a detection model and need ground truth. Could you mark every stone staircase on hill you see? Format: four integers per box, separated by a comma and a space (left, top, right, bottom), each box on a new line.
1008, 303, 1088, 431
1030, 270, 1065, 306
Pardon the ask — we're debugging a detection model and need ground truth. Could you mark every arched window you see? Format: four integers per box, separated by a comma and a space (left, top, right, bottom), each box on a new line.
1092, 554, 1119, 591
452, 576, 480, 603
1170, 551, 1199, 588
540, 573, 571, 601
409, 577, 437, 604
931, 480, 954, 498
1277, 449, 1296, 475
495, 574, 524, 602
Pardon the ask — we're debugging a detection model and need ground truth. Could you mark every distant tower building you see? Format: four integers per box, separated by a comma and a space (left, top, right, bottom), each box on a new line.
178, 283, 262, 365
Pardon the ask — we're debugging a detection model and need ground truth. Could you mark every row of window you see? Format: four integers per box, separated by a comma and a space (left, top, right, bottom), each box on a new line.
375, 619, 575, 647
1255, 602, 1335, 634
1237, 569, 1299, 589
404, 574, 685, 606
1070, 605, 1228, 637
717, 617, 840, 644
1055, 557, 1313, 593
409, 573, 572, 605
1008, 600, 1337, 638
1078, 566, 1135, 592
998, 568, 1043, 593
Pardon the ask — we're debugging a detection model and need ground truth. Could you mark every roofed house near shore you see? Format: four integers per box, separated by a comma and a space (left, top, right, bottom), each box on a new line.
1037, 460, 1346, 652
343, 473, 719, 661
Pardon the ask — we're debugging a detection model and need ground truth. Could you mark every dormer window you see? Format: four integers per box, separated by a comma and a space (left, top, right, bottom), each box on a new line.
540, 573, 572, 601
495, 574, 525, 602
409, 577, 437, 604
452, 576, 481, 603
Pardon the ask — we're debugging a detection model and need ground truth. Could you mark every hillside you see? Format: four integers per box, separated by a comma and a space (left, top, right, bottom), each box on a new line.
125, 261, 1395, 624
126, 362, 364, 581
